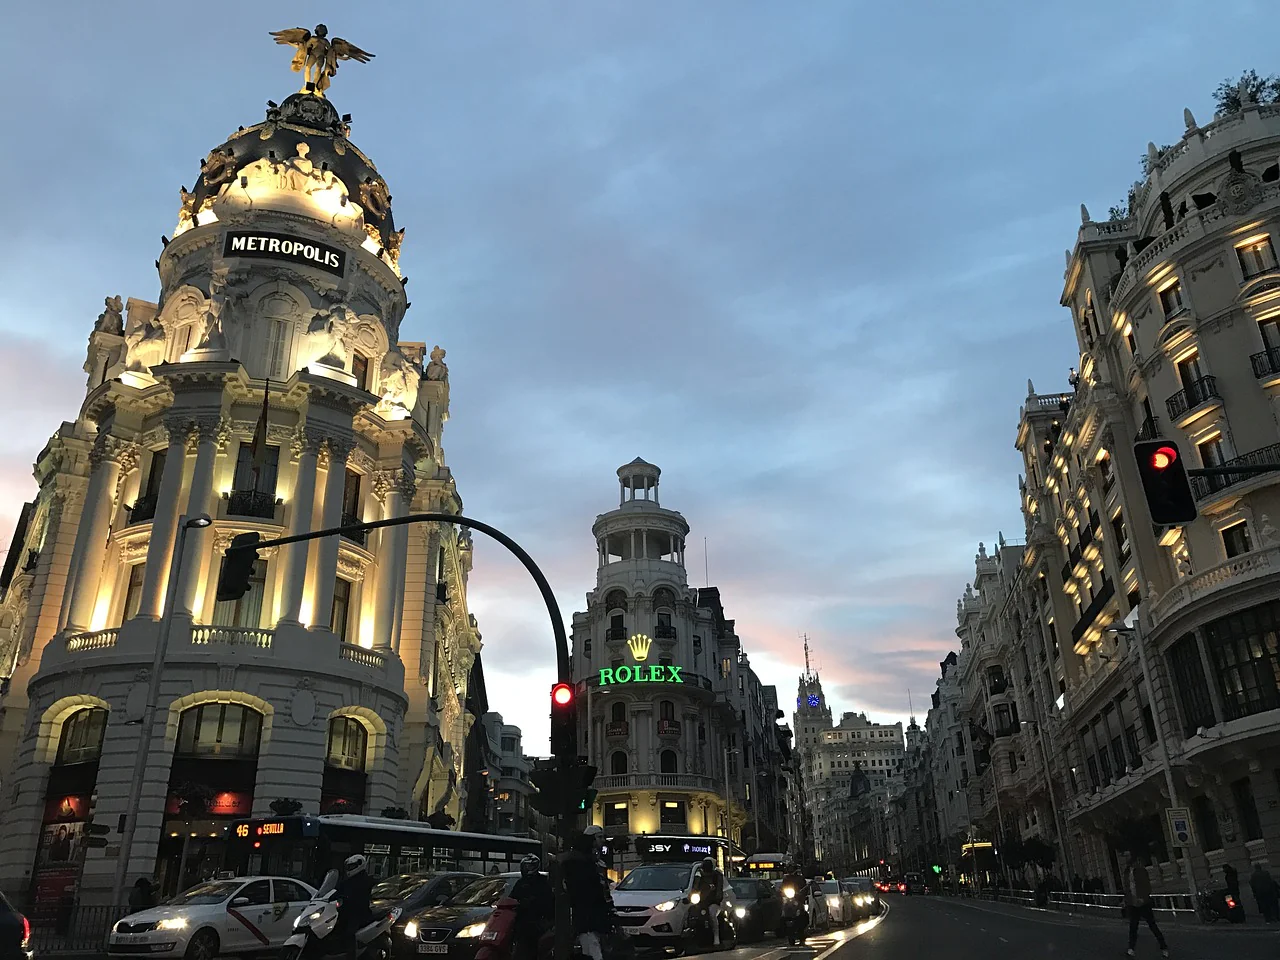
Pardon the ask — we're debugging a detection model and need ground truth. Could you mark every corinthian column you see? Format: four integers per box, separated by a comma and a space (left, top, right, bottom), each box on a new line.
278, 428, 324, 625
64, 435, 138, 633
174, 417, 226, 616
136, 416, 192, 620
311, 435, 354, 631
389, 469, 416, 650
371, 468, 413, 649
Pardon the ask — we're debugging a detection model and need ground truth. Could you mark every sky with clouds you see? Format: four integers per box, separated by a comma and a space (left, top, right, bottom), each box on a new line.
0, 1, 1274, 750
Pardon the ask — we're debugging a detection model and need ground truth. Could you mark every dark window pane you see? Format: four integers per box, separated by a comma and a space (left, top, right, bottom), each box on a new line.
1205, 601, 1280, 721
1167, 634, 1217, 736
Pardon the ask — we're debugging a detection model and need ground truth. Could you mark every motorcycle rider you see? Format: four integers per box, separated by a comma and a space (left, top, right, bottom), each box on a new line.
563, 831, 613, 960
511, 854, 554, 960
335, 854, 375, 960
693, 857, 725, 947
779, 863, 810, 941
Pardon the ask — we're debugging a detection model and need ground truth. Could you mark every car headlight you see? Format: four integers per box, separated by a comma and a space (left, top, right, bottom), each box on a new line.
782, 887, 795, 899
456, 922, 488, 939
156, 919, 187, 931
734, 907, 746, 919
827, 896, 840, 908
653, 900, 677, 912
402, 921, 418, 939
689, 892, 701, 905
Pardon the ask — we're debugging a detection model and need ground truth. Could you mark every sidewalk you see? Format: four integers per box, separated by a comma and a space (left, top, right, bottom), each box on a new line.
937, 892, 1280, 936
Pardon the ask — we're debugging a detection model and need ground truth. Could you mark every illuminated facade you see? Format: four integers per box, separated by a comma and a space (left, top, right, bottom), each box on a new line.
573, 460, 793, 862
0, 82, 482, 904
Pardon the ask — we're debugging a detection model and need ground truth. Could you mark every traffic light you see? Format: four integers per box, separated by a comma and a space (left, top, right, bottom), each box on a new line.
86, 818, 111, 850
550, 682, 577, 758
1134, 440, 1198, 526
215, 532, 263, 601
568, 760, 598, 812
528, 760, 564, 818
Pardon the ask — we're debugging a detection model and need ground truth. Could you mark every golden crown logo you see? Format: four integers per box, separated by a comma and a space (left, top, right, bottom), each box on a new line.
627, 633, 652, 662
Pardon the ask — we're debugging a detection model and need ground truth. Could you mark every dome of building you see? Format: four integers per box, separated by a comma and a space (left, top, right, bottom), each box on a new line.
177, 92, 402, 271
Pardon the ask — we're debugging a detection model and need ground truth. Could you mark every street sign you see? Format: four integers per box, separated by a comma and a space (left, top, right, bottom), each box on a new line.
1166, 807, 1193, 847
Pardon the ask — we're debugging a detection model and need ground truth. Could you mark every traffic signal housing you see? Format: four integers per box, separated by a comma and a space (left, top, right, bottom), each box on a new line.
1134, 440, 1198, 526
568, 760, 598, 812
86, 818, 111, 850
216, 532, 263, 601
550, 682, 577, 758
528, 759, 564, 818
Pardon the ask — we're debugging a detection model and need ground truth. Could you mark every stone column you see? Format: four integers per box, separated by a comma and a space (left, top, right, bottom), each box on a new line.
389, 470, 416, 651
371, 469, 412, 650
278, 429, 324, 624
175, 417, 225, 617
136, 416, 192, 620
64, 435, 137, 633
311, 436, 353, 632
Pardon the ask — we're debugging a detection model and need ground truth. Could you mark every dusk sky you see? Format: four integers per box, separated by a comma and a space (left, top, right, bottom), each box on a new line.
1, 2, 1274, 749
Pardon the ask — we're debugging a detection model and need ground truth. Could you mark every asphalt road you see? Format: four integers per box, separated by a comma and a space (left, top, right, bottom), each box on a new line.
720, 896, 1280, 960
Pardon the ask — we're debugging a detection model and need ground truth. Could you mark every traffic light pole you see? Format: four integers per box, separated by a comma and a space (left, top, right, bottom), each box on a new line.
228, 513, 576, 959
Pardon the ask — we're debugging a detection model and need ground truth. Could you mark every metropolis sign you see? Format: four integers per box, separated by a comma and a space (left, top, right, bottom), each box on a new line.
222, 230, 346, 277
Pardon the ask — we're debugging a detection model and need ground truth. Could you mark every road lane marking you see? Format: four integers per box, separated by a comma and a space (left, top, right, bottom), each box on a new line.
999, 937, 1008, 943
810, 903, 890, 960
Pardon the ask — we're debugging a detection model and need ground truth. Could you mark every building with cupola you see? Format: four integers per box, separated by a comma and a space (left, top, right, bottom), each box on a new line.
0, 43, 484, 906
571, 460, 794, 871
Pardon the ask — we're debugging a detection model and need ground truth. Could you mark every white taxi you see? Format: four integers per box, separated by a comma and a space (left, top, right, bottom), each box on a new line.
108, 877, 316, 960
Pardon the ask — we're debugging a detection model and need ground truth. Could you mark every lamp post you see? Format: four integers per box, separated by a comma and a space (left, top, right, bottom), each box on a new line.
111, 513, 212, 911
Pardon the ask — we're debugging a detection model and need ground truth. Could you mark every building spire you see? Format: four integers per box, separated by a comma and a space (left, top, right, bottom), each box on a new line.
803, 633, 813, 680
908, 688, 915, 725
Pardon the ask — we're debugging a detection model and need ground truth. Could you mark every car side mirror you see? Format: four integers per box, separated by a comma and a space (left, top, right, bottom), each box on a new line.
230, 897, 250, 908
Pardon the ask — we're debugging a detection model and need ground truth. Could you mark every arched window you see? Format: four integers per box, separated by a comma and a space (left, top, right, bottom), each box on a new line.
326, 717, 368, 772
55, 708, 108, 765
659, 700, 675, 721
258, 292, 299, 378
175, 703, 263, 759
660, 750, 678, 774
610, 702, 627, 723
610, 751, 629, 775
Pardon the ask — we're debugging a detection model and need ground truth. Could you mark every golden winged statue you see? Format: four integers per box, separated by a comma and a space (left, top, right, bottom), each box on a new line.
269, 24, 374, 96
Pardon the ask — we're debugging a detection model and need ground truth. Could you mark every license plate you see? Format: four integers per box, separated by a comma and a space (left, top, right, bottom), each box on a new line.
417, 945, 448, 954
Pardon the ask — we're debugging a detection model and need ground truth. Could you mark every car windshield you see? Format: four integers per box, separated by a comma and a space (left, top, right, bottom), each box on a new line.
167, 881, 243, 906
616, 865, 692, 891
821, 880, 840, 893
728, 879, 757, 897
373, 876, 431, 901
448, 877, 513, 906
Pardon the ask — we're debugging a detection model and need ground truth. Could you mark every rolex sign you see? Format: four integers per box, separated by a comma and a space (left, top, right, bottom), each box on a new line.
223, 231, 346, 277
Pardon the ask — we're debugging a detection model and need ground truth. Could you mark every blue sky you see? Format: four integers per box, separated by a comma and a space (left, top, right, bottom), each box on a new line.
1, 1, 1274, 749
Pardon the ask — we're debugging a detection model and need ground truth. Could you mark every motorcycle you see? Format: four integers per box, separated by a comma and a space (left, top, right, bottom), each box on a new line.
282, 870, 402, 960
778, 885, 808, 946
1198, 888, 1246, 923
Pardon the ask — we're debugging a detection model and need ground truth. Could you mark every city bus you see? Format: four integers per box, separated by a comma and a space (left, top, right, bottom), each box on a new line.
225, 814, 542, 885
739, 853, 789, 881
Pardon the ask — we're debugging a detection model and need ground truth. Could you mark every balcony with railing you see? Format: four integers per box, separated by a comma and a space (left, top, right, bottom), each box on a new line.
340, 512, 367, 546
1189, 442, 1280, 501
657, 718, 682, 737
225, 489, 281, 521
605, 626, 627, 641
654, 623, 677, 639
128, 493, 158, 524
1136, 416, 1161, 441
605, 721, 630, 738
1150, 543, 1280, 628
1252, 346, 1280, 380
1165, 375, 1221, 421
594, 772, 719, 792
1071, 578, 1115, 647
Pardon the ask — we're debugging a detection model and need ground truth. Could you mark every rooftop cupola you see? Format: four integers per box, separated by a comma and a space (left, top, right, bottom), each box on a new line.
592, 459, 690, 583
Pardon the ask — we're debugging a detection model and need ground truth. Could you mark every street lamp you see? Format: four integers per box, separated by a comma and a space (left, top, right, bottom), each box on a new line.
111, 514, 212, 910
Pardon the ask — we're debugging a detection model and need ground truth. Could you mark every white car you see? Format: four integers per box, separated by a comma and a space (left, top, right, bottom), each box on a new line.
611, 863, 702, 949
108, 876, 316, 960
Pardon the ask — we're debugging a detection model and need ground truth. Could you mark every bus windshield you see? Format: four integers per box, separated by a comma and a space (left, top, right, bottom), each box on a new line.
617, 865, 692, 892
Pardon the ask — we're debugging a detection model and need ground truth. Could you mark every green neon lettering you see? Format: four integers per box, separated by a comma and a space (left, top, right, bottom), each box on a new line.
599, 667, 615, 685
616, 665, 633, 683
667, 665, 683, 683
645, 665, 660, 682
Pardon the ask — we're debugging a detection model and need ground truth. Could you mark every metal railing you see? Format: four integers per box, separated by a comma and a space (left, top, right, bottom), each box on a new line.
605, 721, 630, 738
1070, 578, 1114, 645
26, 903, 127, 955
226, 489, 279, 520
190, 625, 273, 648
340, 513, 367, 546
1136, 415, 1161, 441
1190, 441, 1280, 500
657, 718, 682, 737
594, 772, 718, 791
1165, 375, 1220, 420
1251, 346, 1280, 378
654, 623, 677, 639
127, 493, 158, 524
605, 626, 627, 641
66, 628, 120, 652
976, 887, 1198, 922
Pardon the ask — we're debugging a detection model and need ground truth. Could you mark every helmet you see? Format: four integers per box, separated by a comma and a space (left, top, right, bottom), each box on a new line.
702, 857, 716, 868
583, 825, 604, 838
344, 854, 367, 876
520, 854, 541, 877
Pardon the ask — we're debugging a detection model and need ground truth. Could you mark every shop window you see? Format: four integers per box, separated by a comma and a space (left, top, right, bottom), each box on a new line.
604, 801, 628, 828
660, 800, 686, 827
610, 751, 628, 775
326, 717, 368, 772
55, 708, 108, 765
175, 703, 263, 759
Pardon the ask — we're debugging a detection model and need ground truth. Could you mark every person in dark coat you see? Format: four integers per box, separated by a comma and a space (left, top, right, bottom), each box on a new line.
511, 855, 554, 960
1249, 864, 1280, 922
563, 833, 612, 960
128, 878, 158, 912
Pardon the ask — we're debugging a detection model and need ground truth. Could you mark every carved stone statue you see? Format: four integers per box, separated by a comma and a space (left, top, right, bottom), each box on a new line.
425, 345, 448, 382
125, 313, 168, 372
300, 299, 356, 371
195, 269, 249, 355
378, 349, 419, 413
270, 24, 374, 96
96, 295, 124, 335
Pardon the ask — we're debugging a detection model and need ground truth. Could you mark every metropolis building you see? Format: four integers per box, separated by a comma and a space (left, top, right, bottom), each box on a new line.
0, 62, 485, 903
572, 460, 795, 871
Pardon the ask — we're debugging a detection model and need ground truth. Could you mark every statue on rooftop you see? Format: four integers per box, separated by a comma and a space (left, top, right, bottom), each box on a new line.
270, 24, 374, 96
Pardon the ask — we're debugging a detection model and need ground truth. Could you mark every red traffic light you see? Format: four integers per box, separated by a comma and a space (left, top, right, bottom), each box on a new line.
1150, 445, 1178, 471
551, 682, 574, 706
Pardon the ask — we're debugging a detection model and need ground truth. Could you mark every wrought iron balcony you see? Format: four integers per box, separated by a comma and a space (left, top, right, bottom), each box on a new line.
1070, 578, 1115, 645
605, 626, 627, 641
1190, 442, 1280, 500
340, 512, 366, 546
654, 623, 677, 639
1136, 415, 1161, 441
1252, 346, 1280, 379
606, 721, 630, 738
1165, 375, 1220, 420
128, 493, 158, 524
227, 489, 278, 519
657, 718, 682, 737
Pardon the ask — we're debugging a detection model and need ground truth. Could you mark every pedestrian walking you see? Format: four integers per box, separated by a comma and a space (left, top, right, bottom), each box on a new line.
1249, 863, 1280, 923
1121, 850, 1169, 958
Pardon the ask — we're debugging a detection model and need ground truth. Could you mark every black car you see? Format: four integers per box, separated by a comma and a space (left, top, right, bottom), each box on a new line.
726, 878, 781, 941
391, 874, 519, 960
0, 893, 32, 960
374, 874, 483, 917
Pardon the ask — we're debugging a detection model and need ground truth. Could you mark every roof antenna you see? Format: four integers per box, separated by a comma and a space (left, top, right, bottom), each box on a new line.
803, 633, 812, 679
908, 689, 916, 726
